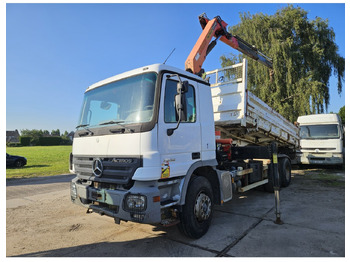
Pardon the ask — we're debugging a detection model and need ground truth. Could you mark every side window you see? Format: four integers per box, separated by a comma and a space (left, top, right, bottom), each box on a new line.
164, 79, 196, 123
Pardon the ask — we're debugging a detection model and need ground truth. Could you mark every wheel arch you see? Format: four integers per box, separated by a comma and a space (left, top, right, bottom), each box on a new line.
179, 160, 221, 206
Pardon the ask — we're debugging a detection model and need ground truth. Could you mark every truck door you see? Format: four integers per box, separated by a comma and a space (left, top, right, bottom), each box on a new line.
158, 74, 201, 179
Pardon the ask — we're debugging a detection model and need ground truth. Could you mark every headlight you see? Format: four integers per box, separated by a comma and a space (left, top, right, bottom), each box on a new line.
124, 194, 147, 212
332, 153, 343, 158
70, 182, 77, 200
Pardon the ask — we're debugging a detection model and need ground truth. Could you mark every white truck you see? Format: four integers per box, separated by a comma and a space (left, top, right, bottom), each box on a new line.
69, 13, 300, 238
297, 113, 344, 166
69, 59, 299, 238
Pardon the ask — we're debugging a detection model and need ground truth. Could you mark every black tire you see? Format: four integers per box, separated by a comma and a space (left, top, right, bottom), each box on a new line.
279, 157, 292, 187
178, 176, 214, 239
15, 160, 24, 168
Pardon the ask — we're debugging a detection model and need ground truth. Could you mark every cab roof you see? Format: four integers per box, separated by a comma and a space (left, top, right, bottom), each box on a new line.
86, 64, 204, 92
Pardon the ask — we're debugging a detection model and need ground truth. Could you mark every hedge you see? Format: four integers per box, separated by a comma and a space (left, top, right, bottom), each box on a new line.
38, 136, 62, 146
20, 136, 31, 146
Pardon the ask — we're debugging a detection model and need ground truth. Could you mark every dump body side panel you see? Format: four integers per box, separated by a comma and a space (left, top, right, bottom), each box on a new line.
208, 59, 299, 148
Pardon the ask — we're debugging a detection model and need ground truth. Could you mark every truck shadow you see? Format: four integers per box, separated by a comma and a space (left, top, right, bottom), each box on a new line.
14, 235, 213, 257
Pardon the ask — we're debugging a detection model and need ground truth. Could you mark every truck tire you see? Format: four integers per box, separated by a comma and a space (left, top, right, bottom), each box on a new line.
279, 158, 291, 187
178, 176, 214, 239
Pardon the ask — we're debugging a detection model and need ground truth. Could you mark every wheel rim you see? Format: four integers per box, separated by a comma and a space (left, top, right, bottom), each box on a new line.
194, 192, 212, 222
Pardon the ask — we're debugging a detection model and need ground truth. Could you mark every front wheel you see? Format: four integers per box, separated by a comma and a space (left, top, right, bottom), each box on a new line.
178, 176, 214, 239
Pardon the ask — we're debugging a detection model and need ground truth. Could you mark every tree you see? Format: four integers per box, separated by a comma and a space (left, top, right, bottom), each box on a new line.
338, 106, 345, 125
220, 5, 344, 122
51, 129, 60, 136
20, 129, 44, 145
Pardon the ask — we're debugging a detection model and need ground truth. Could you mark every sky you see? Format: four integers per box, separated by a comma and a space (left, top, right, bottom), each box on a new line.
4, 2, 346, 134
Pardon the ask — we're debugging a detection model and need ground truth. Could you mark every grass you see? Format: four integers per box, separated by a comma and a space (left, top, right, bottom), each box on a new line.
304, 171, 345, 187
6, 145, 72, 179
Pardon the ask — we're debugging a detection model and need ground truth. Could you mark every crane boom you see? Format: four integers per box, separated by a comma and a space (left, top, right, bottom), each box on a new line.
185, 13, 273, 76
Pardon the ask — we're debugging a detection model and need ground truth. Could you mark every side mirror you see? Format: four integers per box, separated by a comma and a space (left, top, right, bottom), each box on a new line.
175, 81, 188, 122
175, 96, 187, 123
177, 80, 189, 94
167, 79, 189, 136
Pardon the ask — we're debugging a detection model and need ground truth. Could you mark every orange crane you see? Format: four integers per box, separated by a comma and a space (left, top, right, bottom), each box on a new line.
185, 13, 273, 77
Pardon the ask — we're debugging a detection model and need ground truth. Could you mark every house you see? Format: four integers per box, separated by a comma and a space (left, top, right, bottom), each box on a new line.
6, 130, 20, 143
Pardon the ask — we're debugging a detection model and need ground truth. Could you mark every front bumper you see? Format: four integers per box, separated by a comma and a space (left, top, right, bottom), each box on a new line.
70, 177, 161, 224
299, 152, 344, 165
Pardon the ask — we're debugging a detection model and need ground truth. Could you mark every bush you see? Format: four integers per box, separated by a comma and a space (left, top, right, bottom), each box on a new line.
61, 137, 73, 145
20, 136, 31, 146
38, 137, 62, 146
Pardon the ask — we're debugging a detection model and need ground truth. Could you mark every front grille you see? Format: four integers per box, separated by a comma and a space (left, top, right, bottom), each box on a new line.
303, 148, 336, 151
310, 157, 326, 161
73, 155, 142, 185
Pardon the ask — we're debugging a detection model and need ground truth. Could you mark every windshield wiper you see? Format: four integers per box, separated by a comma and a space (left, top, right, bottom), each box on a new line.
99, 120, 125, 126
76, 124, 94, 136
76, 124, 89, 128
99, 120, 135, 133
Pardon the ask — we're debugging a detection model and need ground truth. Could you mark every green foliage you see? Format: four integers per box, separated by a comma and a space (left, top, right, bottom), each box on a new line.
6, 146, 72, 178
38, 136, 62, 146
20, 129, 73, 146
61, 137, 73, 145
20, 136, 31, 146
220, 5, 344, 122
338, 106, 345, 125
51, 129, 60, 136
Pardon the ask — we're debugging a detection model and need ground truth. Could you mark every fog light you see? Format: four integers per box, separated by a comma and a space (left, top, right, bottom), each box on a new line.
124, 194, 147, 212
70, 182, 77, 200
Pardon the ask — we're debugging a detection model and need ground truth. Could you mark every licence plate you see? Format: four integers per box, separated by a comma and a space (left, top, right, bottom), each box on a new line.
91, 189, 104, 201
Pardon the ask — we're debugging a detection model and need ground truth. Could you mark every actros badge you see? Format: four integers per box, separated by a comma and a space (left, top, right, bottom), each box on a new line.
92, 158, 103, 177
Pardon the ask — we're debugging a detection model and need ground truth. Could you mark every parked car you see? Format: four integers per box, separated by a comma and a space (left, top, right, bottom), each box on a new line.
6, 153, 27, 168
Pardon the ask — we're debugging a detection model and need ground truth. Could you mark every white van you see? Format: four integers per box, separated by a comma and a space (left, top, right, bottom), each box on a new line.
297, 114, 344, 165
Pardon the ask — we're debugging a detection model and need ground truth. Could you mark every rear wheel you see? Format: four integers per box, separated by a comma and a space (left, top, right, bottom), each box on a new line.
178, 176, 213, 239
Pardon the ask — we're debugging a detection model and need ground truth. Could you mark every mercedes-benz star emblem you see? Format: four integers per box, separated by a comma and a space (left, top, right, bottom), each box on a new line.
92, 158, 103, 177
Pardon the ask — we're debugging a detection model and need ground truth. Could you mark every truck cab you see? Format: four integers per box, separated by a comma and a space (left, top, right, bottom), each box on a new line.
297, 113, 344, 166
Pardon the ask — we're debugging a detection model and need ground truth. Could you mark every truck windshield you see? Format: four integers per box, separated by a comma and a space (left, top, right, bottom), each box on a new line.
77, 72, 157, 128
300, 124, 339, 139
